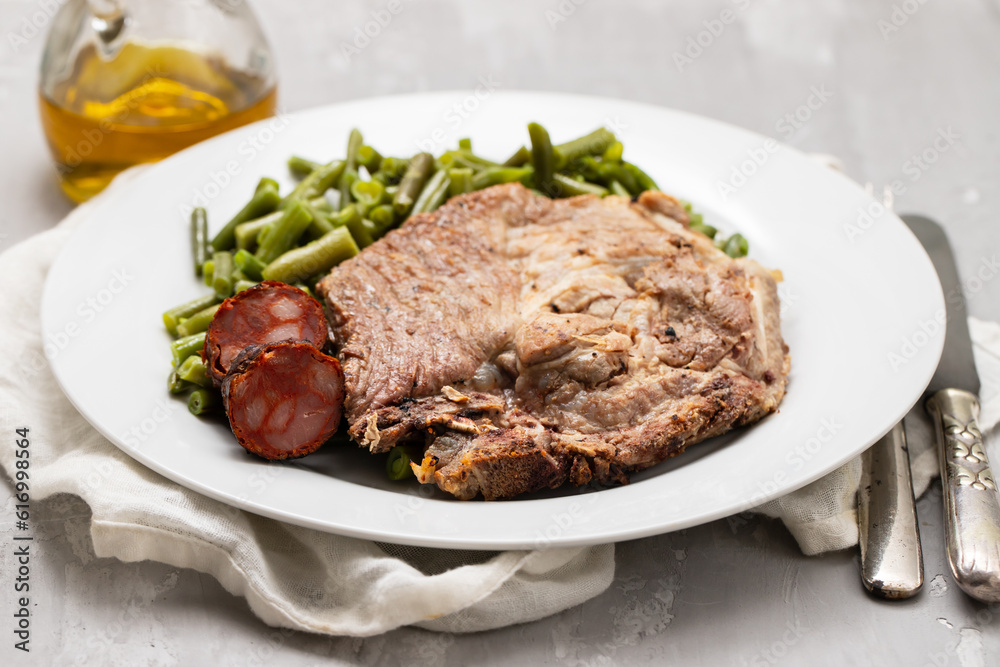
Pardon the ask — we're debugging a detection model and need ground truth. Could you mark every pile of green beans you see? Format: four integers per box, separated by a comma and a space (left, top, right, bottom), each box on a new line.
163, 123, 750, 419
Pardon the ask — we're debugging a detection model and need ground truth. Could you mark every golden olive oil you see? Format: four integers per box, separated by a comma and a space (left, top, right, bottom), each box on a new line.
39, 43, 277, 202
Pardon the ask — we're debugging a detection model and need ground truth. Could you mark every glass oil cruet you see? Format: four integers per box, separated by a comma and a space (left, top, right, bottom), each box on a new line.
38, 0, 277, 202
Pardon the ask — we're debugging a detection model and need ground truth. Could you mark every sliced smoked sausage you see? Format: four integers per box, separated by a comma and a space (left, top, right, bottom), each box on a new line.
204, 281, 328, 386
222, 341, 345, 460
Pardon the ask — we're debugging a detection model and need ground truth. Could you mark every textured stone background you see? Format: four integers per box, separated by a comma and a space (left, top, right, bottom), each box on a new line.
1, 0, 998, 664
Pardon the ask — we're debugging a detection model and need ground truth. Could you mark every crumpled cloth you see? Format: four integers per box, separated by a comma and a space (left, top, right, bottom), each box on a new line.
754, 319, 1000, 555
1, 168, 995, 634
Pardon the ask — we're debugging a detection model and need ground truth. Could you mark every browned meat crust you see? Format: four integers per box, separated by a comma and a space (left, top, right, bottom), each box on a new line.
318, 184, 790, 500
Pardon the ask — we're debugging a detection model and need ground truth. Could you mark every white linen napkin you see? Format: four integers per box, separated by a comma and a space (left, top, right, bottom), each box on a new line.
1, 169, 996, 635
755, 335, 1000, 556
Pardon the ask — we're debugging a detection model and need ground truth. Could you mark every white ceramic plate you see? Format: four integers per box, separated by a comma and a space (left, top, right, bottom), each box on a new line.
41, 91, 944, 549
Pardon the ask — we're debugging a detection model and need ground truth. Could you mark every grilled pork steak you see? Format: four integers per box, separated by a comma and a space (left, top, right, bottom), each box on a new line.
318, 183, 789, 500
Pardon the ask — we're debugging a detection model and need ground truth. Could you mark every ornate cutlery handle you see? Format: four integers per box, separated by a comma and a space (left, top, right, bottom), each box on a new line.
927, 388, 1000, 602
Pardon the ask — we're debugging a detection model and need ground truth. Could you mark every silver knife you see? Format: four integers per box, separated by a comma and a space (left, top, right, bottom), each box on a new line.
858, 420, 923, 598
905, 214, 1000, 603
856, 195, 924, 600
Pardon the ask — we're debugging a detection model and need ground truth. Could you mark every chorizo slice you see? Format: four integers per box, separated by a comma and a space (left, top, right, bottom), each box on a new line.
204, 281, 328, 386
223, 341, 345, 460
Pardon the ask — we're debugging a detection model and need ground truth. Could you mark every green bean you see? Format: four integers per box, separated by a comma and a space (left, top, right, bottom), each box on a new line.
170, 332, 206, 368
345, 215, 373, 248
528, 122, 556, 194
458, 138, 472, 151
357, 145, 383, 172
176, 303, 222, 338
191, 208, 209, 276
553, 127, 616, 169
210, 179, 281, 251
234, 195, 329, 251
234, 279, 258, 293
416, 178, 450, 214
283, 160, 346, 205
176, 354, 211, 387
374, 157, 410, 186
256, 228, 272, 252
188, 388, 219, 416
430, 183, 451, 212
261, 227, 359, 284
331, 204, 360, 226
233, 249, 267, 281
386, 446, 414, 480
608, 164, 640, 194
440, 155, 476, 173
212, 251, 235, 300
689, 212, 703, 226
344, 128, 363, 171
503, 145, 531, 167
690, 222, 718, 239
254, 200, 313, 265
350, 179, 387, 214
288, 156, 320, 178
451, 150, 500, 169
393, 153, 434, 215
168, 369, 191, 395
369, 204, 396, 233
608, 180, 631, 198
720, 233, 749, 258
202, 260, 214, 286
566, 156, 633, 192
338, 169, 359, 210
331, 204, 373, 248
363, 218, 379, 240
602, 141, 624, 163
256, 177, 280, 194
449, 168, 473, 196
163, 294, 218, 336
412, 169, 449, 215
303, 202, 335, 240
235, 214, 275, 251
563, 155, 599, 179
471, 166, 533, 190
550, 173, 608, 197
338, 129, 364, 207
305, 162, 346, 199
622, 161, 659, 192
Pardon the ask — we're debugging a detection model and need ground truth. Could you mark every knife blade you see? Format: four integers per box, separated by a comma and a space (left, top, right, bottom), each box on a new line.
904, 214, 1000, 603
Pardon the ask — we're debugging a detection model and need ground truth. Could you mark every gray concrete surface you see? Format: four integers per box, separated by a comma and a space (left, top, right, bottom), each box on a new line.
1, 0, 999, 664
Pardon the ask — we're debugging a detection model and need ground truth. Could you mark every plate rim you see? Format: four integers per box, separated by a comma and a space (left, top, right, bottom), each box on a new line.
40, 89, 946, 549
